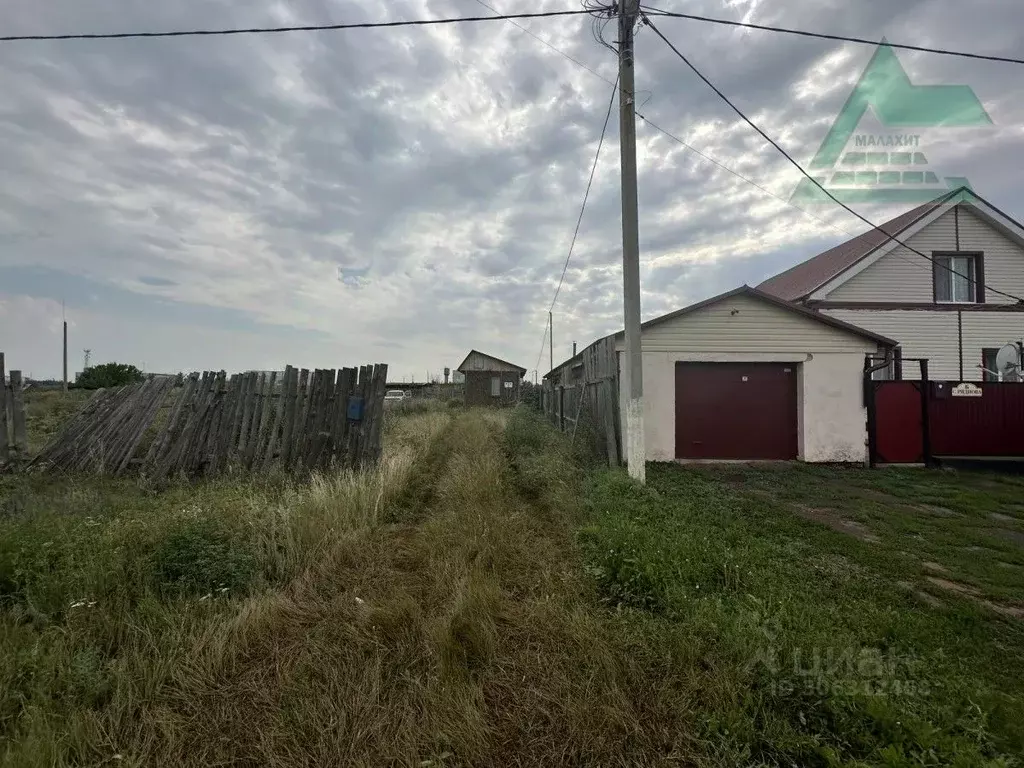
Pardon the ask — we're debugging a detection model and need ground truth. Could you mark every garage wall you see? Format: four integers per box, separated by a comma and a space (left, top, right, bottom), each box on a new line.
617, 293, 879, 462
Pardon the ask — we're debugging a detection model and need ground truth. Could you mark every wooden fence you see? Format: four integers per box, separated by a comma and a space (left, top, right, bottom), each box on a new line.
541, 336, 620, 466
1, 353, 29, 466
29, 363, 388, 478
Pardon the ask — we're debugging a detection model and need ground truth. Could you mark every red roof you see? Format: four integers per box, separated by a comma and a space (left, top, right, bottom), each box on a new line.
758, 191, 960, 301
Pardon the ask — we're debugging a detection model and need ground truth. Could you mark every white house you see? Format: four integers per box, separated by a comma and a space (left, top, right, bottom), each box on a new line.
758, 187, 1024, 382
546, 286, 895, 464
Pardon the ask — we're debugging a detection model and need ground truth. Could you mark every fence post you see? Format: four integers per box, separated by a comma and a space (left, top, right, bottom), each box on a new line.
0, 353, 8, 464
9, 371, 27, 458
920, 359, 933, 467
558, 387, 565, 432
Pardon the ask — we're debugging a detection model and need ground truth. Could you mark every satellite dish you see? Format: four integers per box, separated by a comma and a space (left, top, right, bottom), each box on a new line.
995, 343, 1021, 381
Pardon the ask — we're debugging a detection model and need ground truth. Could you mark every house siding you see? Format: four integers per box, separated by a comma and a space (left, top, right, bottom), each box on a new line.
464, 370, 520, 407
615, 294, 880, 463
821, 308, 1024, 381
826, 207, 1024, 304
640, 294, 879, 354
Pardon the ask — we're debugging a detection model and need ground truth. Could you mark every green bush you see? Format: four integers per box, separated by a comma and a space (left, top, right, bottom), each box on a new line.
150, 518, 255, 597
77, 363, 144, 390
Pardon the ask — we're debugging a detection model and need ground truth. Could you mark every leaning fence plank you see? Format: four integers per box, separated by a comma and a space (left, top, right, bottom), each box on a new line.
248, 371, 276, 470
329, 368, 354, 467
236, 372, 258, 461
9, 371, 27, 458
108, 378, 161, 471
115, 377, 175, 475
148, 374, 198, 473
0, 353, 8, 464
364, 363, 389, 465
262, 366, 291, 471
30, 388, 111, 468
202, 372, 229, 475
304, 370, 330, 470
155, 372, 209, 479
602, 379, 619, 467
281, 367, 300, 470
290, 369, 310, 469
184, 372, 221, 475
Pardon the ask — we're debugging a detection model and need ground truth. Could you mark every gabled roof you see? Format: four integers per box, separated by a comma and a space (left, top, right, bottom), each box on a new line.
628, 285, 897, 344
545, 286, 896, 378
758, 187, 971, 301
456, 350, 527, 375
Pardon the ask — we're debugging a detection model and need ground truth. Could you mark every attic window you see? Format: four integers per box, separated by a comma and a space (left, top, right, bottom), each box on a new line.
933, 252, 983, 304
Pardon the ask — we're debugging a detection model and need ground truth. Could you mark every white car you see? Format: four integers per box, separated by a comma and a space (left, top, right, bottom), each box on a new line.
384, 389, 407, 405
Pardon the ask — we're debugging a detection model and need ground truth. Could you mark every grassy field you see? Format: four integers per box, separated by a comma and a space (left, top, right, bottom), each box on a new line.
582, 463, 1024, 766
2, 394, 1022, 766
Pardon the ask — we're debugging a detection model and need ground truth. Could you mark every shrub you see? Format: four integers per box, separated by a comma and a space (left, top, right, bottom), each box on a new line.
150, 518, 255, 597
77, 363, 144, 390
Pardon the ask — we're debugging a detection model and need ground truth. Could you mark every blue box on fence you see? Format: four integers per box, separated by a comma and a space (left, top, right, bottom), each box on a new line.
347, 396, 365, 421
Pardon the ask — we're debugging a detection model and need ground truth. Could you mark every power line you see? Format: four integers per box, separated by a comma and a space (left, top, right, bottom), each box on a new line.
473, 0, 859, 240
534, 315, 550, 378
549, 76, 619, 312
642, 15, 1024, 304
640, 6, 1024, 66
534, 77, 618, 374
634, 111, 857, 239
0, 9, 592, 42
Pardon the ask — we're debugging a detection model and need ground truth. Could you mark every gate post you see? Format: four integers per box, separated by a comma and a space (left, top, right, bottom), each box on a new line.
920, 360, 933, 467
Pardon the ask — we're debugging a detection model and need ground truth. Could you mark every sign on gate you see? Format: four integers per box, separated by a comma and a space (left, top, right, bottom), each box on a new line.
951, 383, 983, 398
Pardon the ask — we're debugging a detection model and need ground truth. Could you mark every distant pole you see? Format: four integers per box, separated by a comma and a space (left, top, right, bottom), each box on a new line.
619, 0, 646, 482
62, 321, 68, 393
548, 310, 553, 375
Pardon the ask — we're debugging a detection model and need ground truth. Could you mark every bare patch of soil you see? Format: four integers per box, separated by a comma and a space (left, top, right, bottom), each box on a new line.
793, 506, 880, 543
990, 512, 1018, 523
916, 504, 960, 517
995, 528, 1024, 546
923, 562, 949, 575
925, 577, 1024, 619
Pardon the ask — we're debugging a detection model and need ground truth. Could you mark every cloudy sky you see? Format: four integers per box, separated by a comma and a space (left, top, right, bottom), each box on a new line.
1, 0, 1021, 380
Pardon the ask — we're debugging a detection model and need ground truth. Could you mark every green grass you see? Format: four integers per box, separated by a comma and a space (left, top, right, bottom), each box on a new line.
581, 462, 1024, 767
4, 398, 1023, 766
22, 389, 92, 455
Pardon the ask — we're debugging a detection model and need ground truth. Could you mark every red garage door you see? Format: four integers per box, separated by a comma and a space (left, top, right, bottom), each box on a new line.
675, 362, 798, 460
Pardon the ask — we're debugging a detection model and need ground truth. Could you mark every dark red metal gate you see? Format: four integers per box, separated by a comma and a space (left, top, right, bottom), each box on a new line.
866, 357, 1024, 465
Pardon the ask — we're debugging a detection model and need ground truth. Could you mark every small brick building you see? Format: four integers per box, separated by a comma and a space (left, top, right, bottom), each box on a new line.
456, 350, 526, 407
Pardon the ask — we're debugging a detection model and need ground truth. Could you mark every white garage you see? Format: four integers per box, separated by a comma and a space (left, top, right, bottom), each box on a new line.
614, 287, 896, 462
543, 286, 895, 464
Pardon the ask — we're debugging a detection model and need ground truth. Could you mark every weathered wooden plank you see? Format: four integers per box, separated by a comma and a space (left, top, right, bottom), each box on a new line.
154, 372, 209, 479
108, 378, 162, 471
601, 380, 619, 467
281, 367, 300, 470
72, 384, 145, 473
305, 369, 333, 470
329, 368, 355, 467
30, 387, 111, 468
201, 372, 229, 475
0, 353, 8, 464
228, 373, 251, 461
289, 368, 310, 470
262, 366, 291, 471
147, 374, 198, 473
370, 363, 389, 463
183, 372, 221, 475
9, 371, 27, 458
214, 374, 240, 472
37, 387, 117, 469
347, 365, 371, 467
236, 372, 258, 461
247, 371, 276, 470
115, 377, 175, 475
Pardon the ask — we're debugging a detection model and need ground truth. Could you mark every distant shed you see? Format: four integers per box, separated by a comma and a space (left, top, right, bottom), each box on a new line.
456, 350, 526, 407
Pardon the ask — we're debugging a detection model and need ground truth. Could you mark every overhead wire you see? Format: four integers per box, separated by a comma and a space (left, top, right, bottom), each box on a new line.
641, 14, 1024, 304
639, 6, 1024, 66
0, 8, 592, 42
534, 76, 619, 374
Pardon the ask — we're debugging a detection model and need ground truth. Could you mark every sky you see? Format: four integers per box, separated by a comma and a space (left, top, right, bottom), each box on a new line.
1, 0, 1022, 381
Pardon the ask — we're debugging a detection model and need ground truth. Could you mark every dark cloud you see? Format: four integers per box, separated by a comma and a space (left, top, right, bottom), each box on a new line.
1, 0, 1022, 378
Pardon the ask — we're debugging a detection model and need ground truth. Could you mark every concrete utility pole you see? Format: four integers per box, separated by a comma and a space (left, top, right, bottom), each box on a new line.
618, 0, 646, 482
62, 321, 68, 393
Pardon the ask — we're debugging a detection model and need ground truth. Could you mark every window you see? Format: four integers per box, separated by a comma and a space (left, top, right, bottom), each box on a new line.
983, 347, 1021, 382
490, 376, 500, 397
933, 252, 981, 303
982, 348, 999, 381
